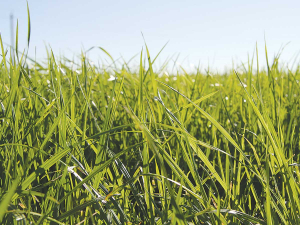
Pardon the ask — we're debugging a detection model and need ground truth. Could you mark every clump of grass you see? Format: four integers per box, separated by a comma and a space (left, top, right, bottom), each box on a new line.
1, 6, 300, 225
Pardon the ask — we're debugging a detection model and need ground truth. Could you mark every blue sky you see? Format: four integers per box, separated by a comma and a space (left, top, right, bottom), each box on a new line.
1, 0, 300, 72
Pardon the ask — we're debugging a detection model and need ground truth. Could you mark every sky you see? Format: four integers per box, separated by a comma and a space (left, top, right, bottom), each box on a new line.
1, 0, 300, 72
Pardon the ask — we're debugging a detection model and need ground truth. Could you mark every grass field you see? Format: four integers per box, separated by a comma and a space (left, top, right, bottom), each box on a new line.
2, 9, 300, 225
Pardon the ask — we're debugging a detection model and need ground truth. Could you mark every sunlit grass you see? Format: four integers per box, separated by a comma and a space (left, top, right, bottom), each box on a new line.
1, 6, 300, 225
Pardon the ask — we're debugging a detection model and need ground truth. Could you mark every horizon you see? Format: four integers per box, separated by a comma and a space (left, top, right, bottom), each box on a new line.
1, 0, 300, 73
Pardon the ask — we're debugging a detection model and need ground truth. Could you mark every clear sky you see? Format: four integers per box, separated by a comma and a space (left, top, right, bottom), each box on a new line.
1, 0, 300, 72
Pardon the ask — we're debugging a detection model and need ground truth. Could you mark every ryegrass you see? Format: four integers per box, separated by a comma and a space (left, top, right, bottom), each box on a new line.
1, 11, 300, 225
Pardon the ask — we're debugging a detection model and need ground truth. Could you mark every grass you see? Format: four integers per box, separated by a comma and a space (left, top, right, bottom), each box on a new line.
1, 8, 300, 225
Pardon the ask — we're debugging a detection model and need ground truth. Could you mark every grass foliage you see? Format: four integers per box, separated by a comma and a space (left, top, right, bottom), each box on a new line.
1, 8, 300, 225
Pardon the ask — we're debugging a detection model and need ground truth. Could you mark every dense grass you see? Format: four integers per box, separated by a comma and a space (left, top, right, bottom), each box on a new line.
1, 41, 300, 225
2, 9, 300, 224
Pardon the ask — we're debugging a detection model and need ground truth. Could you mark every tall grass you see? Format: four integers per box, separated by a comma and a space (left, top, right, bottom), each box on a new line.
1, 9, 300, 225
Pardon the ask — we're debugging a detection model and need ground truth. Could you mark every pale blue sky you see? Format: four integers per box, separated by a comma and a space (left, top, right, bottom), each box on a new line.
1, 0, 300, 72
